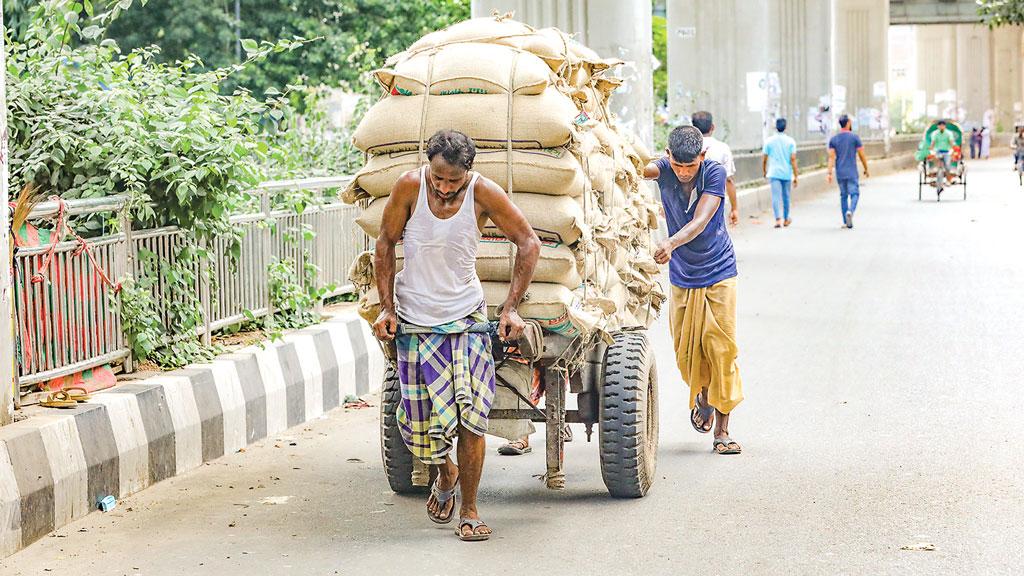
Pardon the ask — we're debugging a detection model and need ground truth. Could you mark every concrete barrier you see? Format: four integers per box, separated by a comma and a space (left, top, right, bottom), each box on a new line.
0, 311, 384, 559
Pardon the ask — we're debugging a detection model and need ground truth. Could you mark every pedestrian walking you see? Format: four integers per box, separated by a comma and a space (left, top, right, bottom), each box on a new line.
691, 111, 740, 226
981, 126, 992, 159
644, 126, 744, 455
373, 129, 540, 541
1013, 126, 1024, 170
762, 118, 798, 228
969, 127, 979, 159
827, 114, 870, 229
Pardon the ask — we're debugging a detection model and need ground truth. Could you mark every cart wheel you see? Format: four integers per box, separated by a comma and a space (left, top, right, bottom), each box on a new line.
918, 164, 923, 201
380, 366, 432, 494
599, 331, 658, 498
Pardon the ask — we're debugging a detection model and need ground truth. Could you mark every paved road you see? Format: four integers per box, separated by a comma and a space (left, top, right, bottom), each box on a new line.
4, 158, 1023, 575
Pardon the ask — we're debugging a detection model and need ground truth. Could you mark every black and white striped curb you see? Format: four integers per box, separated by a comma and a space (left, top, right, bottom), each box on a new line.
0, 312, 384, 558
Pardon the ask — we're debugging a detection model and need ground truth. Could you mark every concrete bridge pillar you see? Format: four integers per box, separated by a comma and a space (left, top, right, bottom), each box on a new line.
666, 0, 832, 150
992, 26, 1024, 130
833, 0, 890, 139
471, 0, 655, 148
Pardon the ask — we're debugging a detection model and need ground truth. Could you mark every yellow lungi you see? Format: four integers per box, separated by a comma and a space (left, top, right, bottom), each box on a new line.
668, 277, 744, 414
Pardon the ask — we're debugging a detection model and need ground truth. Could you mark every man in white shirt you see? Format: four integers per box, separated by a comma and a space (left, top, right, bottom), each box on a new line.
692, 111, 739, 226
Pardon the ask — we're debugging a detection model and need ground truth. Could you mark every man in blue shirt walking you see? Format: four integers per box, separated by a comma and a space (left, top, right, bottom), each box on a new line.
827, 114, 870, 229
762, 118, 799, 228
644, 126, 744, 455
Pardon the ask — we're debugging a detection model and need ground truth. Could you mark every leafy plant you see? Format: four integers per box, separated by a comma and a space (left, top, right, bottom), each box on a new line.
979, 0, 1024, 26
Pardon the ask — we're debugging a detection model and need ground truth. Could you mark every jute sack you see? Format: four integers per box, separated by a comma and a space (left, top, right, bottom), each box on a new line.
342, 147, 586, 203
352, 87, 578, 154
374, 43, 552, 97
482, 281, 588, 336
396, 17, 568, 72
475, 238, 581, 288
481, 193, 588, 245
392, 237, 581, 288
585, 151, 616, 194
356, 193, 587, 245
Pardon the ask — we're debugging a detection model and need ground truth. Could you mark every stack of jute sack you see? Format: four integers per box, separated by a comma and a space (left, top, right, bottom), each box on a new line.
346, 14, 666, 339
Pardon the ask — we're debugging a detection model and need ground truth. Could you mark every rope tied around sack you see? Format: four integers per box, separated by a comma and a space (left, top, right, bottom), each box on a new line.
28, 196, 122, 293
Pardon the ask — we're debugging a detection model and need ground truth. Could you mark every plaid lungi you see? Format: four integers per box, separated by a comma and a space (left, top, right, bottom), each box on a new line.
396, 310, 496, 464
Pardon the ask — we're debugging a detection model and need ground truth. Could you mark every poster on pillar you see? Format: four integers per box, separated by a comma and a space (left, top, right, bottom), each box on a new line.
746, 72, 780, 114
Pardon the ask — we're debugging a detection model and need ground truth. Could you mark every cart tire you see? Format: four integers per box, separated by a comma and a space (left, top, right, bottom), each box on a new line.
599, 331, 658, 498
380, 366, 432, 494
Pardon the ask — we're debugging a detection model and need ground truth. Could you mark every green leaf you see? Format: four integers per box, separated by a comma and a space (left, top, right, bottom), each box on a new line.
240, 39, 259, 56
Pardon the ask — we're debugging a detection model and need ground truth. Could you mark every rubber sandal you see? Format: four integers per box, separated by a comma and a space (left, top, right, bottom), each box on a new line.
690, 393, 714, 434
497, 440, 531, 456
40, 391, 80, 409
713, 437, 742, 455
456, 517, 492, 542
63, 387, 92, 402
427, 475, 458, 524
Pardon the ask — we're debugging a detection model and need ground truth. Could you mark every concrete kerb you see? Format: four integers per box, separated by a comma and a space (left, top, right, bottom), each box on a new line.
0, 311, 385, 560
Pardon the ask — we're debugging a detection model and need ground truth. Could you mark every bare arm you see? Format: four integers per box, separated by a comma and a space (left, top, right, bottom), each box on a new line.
726, 177, 738, 225
653, 193, 722, 265
643, 161, 661, 180
857, 147, 869, 177
827, 148, 836, 183
790, 153, 799, 186
476, 178, 541, 341
761, 154, 768, 178
371, 172, 417, 340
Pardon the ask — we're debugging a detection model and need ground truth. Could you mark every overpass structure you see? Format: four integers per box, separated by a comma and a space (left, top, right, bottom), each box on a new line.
890, 0, 984, 25
470, 1, 1022, 150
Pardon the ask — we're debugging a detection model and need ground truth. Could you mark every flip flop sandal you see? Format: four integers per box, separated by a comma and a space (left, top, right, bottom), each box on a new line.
456, 518, 491, 542
40, 391, 80, 409
63, 387, 92, 402
690, 394, 714, 434
427, 476, 459, 524
713, 438, 742, 455
497, 440, 531, 456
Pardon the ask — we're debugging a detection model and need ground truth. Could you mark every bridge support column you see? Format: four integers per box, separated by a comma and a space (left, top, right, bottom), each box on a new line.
992, 26, 1024, 130
666, 0, 831, 150
833, 0, 890, 139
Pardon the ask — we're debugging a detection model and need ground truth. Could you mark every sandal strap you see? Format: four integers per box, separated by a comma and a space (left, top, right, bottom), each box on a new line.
431, 478, 458, 503
459, 518, 486, 530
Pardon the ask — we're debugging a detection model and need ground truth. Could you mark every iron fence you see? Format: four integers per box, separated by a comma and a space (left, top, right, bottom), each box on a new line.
11, 177, 360, 398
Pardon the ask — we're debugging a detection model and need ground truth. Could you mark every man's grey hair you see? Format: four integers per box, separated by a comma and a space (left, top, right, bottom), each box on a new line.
668, 125, 704, 163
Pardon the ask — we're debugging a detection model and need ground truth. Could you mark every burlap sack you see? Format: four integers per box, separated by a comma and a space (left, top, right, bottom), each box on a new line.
374, 43, 552, 97
396, 17, 568, 72
391, 237, 581, 288
356, 193, 588, 246
481, 193, 588, 245
475, 238, 581, 288
352, 87, 578, 154
482, 281, 583, 336
342, 147, 586, 203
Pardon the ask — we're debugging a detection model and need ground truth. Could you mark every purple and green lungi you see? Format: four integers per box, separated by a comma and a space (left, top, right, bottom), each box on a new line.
396, 310, 496, 464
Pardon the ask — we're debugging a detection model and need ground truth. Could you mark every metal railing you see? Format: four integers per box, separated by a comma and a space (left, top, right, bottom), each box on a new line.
11, 177, 361, 397
732, 135, 921, 186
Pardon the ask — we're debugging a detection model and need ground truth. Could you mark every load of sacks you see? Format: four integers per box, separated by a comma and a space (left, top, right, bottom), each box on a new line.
346, 14, 666, 339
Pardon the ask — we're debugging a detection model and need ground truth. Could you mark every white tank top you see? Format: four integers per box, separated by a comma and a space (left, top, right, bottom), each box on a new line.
395, 167, 485, 326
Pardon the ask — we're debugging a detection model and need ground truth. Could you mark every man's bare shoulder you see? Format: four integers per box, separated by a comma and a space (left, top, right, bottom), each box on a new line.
471, 174, 509, 205
389, 169, 422, 204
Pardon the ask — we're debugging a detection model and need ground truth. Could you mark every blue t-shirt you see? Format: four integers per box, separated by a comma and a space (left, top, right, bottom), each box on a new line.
829, 131, 863, 181
655, 158, 738, 289
763, 133, 797, 180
